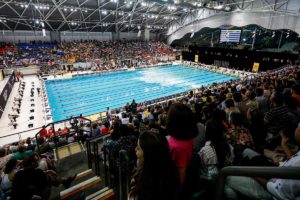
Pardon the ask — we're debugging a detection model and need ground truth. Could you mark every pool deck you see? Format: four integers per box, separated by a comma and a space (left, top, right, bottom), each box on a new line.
0, 75, 48, 145
0, 62, 255, 145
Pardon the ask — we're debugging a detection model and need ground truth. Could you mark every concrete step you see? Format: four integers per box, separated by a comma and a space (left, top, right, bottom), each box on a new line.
85, 187, 114, 200
60, 176, 102, 200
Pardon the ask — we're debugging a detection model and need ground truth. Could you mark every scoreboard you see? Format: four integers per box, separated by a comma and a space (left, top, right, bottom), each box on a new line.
220, 30, 241, 43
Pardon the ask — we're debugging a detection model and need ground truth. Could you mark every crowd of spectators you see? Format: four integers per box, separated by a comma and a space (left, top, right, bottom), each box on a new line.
92, 65, 300, 200
1, 64, 300, 199
0, 40, 175, 68
0, 136, 76, 200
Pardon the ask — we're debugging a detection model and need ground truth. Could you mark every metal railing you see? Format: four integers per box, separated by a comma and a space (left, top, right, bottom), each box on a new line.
215, 166, 300, 200
86, 134, 111, 183
35, 116, 92, 153
119, 150, 129, 200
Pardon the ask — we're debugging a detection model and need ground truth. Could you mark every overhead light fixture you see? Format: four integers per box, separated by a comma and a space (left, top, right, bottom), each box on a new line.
102, 10, 108, 15
141, 2, 147, 6
35, 19, 40, 24
272, 31, 275, 38
224, 6, 231, 11
71, 8, 74, 11
21, 4, 24, 7
190, 32, 194, 38
64, 8, 67, 11
214, 5, 224, 9
25, 5, 28, 8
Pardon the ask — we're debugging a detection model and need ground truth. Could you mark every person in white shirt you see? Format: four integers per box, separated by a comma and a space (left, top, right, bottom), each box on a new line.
225, 123, 300, 200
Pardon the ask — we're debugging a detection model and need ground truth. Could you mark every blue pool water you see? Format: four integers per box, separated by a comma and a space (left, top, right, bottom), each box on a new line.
45, 65, 238, 121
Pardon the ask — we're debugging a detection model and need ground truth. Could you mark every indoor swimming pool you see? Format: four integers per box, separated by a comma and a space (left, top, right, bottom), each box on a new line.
45, 65, 238, 121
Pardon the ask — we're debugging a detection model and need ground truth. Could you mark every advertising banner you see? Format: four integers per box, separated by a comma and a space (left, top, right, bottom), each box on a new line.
0, 71, 15, 119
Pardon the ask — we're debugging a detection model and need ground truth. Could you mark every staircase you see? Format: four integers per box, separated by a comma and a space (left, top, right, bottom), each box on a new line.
49, 141, 116, 200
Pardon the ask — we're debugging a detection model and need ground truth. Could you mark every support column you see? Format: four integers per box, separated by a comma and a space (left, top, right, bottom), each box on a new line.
144, 28, 150, 41
50, 31, 61, 43
112, 23, 120, 41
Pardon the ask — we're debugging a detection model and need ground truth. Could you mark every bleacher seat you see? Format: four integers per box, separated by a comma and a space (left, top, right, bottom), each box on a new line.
60, 176, 102, 200
85, 187, 114, 200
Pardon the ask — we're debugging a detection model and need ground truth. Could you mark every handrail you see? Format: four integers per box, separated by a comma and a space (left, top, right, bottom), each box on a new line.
119, 150, 129, 200
0, 127, 42, 139
35, 115, 92, 153
102, 145, 109, 187
85, 133, 111, 173
215, 166, 300, 200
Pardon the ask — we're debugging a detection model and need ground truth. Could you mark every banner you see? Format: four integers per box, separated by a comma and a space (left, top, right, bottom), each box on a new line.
252, 62, 260, 72
180, 55, 183, 62
195, 55, 199, 63
0, 71, 15, 119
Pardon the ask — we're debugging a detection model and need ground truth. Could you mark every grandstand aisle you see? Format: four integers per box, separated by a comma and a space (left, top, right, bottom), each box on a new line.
0, 76, 45, 145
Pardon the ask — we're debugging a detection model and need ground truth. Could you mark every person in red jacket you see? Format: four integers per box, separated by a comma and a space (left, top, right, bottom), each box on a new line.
40, 126, 47, 138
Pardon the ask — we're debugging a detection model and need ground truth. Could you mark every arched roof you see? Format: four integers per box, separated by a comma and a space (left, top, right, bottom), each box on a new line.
167, 0, 300, 44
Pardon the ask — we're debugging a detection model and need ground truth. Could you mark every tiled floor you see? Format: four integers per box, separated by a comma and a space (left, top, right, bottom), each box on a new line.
0, 75, 51, 145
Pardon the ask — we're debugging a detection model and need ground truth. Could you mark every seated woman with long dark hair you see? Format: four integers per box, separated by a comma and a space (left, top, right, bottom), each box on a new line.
198, 119, 234, 181
129, 130, 179, 200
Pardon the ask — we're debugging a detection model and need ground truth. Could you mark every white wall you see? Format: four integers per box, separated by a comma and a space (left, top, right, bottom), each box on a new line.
60, 31, 112, 41
0, 30, 159, 43
1, 30, 51, 43
119, 32, 157, 40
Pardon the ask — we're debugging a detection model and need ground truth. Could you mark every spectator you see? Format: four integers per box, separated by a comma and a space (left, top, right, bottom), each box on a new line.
264, 92, 290, 149
0, 158, 18, 196
39, 126, 47, 138
13, 146, 32, 161
291, 84, 300, 107
255, 87, 269, 113
225, 98, 240, 121
12, 154, 76, 200
198, 119, 234, 181
225, 111, 254, 163
167, 103, 198, 198
101, 121, 110, 135
25, 137, 35, 151
91, 123, 101, 137
224, 122, 300, 200
35, 137, 51, 154
108, 125, 137, 183
129, 130, 179, 200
